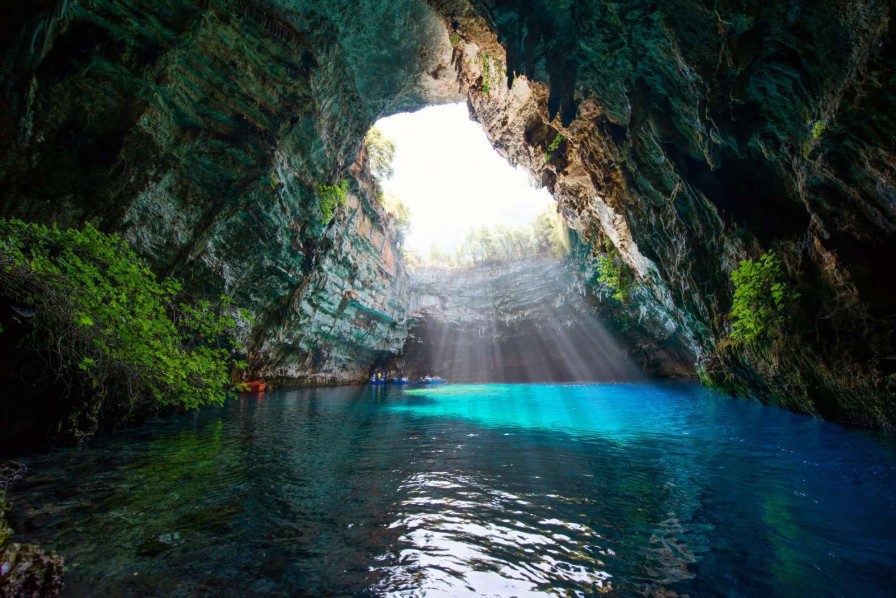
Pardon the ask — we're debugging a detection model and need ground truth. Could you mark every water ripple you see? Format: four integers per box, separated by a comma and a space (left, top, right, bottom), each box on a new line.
4, 383, 896, 596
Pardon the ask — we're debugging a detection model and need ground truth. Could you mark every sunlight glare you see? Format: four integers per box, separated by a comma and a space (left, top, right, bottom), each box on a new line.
374, 103, 554, 257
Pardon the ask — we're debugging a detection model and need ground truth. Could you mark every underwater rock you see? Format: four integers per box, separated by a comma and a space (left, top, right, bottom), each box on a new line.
0, 488, 64, 597
0, 542, 65, 598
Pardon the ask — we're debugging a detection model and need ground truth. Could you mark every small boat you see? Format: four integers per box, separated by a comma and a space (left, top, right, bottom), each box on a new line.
390, 377, 409, 385
369, 377, 386, 385
244, 380, 267, 392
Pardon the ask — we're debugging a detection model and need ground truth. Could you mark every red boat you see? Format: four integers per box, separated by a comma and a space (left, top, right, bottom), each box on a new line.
244, 380, 267, 392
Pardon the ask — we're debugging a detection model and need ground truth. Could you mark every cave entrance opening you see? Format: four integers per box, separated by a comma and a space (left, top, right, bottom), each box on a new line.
368, 102, 566, 268
365, 103, 639, 384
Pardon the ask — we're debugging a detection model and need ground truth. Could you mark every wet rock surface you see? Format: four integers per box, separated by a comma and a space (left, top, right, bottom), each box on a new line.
1, 464, 64, 597
0, 541, 65, 598
1, 1, 894, 424
399, 260, 694, 382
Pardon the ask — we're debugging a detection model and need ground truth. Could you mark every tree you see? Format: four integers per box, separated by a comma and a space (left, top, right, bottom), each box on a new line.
364, 127, 396, 181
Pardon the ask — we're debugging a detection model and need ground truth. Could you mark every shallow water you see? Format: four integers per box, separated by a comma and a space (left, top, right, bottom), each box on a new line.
7, 383, 896, 596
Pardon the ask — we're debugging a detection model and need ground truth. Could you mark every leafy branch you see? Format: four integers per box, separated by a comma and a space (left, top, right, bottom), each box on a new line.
729, 251, 798, 346
0, 219, 247, 437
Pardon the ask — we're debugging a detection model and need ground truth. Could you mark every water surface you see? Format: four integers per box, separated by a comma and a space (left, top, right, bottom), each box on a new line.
7, 383, 896, 595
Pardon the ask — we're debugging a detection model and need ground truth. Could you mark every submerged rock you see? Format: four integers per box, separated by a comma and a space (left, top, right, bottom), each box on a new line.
0, 542, 65, 598
0, 488, 64, 597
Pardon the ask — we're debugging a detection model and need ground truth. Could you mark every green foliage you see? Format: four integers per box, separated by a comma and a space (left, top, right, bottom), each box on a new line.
316, 180, 348, 225
0, 491, 10, 548
0, 219, 243, 425
382, 192, 411, 238
729, 251, 797, 345
479, 53, 496, 95
548, 133, 564, 153
453, 209, 569, 266
545, 133, 565, 163
811, 120, 827, 140
595, 248, 633, 303
364, 127, 396, 181
532, 207, 570, 258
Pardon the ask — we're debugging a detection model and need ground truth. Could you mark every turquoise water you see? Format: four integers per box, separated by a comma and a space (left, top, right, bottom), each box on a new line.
7, 383, 896, 595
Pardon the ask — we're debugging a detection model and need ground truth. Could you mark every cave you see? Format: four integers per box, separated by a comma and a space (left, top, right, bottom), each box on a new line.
1, 1, 895, 595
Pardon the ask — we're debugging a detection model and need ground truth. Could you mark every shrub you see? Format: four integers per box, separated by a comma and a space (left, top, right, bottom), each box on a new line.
382, 193, 411, 237
595, 243, 633, 302
316, 180, 348, 224
729, 251, 797, 345
364, 127, 396, 181
0, 219, 245, 427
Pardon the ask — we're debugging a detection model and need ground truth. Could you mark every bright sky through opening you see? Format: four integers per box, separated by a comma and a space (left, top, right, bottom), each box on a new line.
375, 103, 554, 256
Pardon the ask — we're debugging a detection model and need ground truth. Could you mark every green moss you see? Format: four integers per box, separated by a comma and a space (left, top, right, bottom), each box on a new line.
316, 180, 348, 225
0, 219, 245, 424
729, 251, 797, 346
479, 53, 495, 95
811, 120, 827, 140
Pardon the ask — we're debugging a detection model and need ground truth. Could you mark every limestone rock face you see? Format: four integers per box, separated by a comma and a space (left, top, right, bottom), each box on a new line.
399, 260, 694, 382
0, 0, 458, 384
0, 542, 65, 598
2, 1, 895, 424
254, 185, 412, 385
438, 1, 896, 425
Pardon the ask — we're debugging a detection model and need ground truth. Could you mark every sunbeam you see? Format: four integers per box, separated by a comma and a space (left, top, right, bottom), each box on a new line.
400, 260, 641, 383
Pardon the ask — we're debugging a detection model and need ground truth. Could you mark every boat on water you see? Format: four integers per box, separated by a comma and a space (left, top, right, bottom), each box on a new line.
390, 377, 409, 385
243, 380, 267, 392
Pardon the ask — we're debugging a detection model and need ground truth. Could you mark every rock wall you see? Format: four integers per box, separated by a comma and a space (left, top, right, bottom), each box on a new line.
0, 0, 460, 384
398, 259, 694, 382
254, 182, 411, 385
434, 1, 896, 426
2, 0, 895, 424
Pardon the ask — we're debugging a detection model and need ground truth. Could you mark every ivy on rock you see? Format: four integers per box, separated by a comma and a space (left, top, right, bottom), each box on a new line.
728, 251, 798, 346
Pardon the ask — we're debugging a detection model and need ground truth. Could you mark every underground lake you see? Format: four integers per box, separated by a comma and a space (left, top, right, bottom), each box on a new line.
3, 1, 896, 595
6, 383, 896, 596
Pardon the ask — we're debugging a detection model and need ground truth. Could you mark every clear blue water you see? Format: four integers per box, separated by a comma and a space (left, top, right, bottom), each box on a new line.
7, 383, 896, 596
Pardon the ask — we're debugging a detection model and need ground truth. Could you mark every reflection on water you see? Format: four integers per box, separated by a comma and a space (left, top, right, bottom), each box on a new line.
376, 470, 612, 596
6, 383, 896, 596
